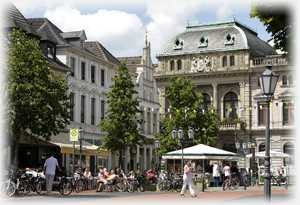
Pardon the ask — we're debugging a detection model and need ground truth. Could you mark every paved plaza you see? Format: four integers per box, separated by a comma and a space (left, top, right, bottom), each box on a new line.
2, 185, 297, 205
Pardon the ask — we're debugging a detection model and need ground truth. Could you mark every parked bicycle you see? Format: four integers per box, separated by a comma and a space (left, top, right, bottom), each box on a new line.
222, 173, 239, 190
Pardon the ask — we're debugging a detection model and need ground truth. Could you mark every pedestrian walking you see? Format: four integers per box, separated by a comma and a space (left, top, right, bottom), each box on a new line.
213, 162, 220, 187
43, 152, 61, 196
180, 160, 197, 197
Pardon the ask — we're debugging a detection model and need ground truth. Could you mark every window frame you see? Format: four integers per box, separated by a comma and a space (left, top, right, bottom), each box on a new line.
91, 98, 95, 125
170, 61, 175, 71
282, 76, 287, 85
70, 93, 75, 121
91, 65, 95, 84
230, 56, 235, 66
177, 60, 182, 70
101, 100, 105, 120
81, 62, 86, 80
223, 56, 227, 67
81, 95, 85, 123
70, 57, 75, 77
223, 91, 238, 119
283, 101, 294, 125
101, 69, 105, 86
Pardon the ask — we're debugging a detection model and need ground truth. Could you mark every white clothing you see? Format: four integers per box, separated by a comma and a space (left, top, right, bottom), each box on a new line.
213, 164, 220, 177
181, 165, 195, 195
44, 156, 58, 175
224, 165, 231, 177
196, 165, 203, 172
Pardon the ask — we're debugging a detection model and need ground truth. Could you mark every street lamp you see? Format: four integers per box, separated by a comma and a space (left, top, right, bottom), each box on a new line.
79, 127, 85, 179
235, 137, 252, 190
259, 61, 279, 202
171, 127, 194, 175
155, 140, 161, 171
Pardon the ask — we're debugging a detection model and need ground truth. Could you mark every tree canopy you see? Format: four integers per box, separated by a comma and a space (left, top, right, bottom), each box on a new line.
98, 62, 145, 167
155, 77, 219, 157
250, 2, 295, 63
4, 26, 72, 173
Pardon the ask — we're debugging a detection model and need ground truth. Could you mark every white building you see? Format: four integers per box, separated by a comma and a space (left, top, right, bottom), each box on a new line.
117, 41, 161, 172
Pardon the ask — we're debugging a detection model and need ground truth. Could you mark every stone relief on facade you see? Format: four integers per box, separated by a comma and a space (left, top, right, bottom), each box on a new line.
191, 56, 212, 72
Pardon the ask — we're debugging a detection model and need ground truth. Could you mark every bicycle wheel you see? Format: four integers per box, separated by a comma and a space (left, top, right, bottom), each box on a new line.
158, 181, 164, 191
36, 180, 46, 195
224, 180, 229, 190
75, 179, 84, 193
116, 180, 126, 192
285, 177, 288, 189
58, 180, 72, 196
233, 179, 239, 189
127, 181, 134, 193
16, 180, 27, 196
164, 180, 171, 192
174, 181, 181, 192
138, 182, 147, 192
0, 180, 16, 197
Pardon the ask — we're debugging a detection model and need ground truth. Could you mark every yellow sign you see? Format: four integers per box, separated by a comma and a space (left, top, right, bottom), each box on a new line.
70, 129, 79, 141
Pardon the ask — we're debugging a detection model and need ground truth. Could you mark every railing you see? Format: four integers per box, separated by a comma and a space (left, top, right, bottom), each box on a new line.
250, 56, 288, 67
218, 121, 246, 130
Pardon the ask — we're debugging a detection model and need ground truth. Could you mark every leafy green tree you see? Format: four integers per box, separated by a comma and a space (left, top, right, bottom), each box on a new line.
98, 62, 144, 169
3, 26, 72, 175
155, 77, 219, 156
250, 2, 295, 63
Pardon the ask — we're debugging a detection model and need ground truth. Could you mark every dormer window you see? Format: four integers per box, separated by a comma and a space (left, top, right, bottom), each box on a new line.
47, 46, 54, 59
224, 33, 235, 45
198, 35, 208, 47
173, 38, 183, 50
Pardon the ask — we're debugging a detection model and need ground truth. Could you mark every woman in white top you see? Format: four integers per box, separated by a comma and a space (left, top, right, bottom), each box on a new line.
180, 160, 197, 198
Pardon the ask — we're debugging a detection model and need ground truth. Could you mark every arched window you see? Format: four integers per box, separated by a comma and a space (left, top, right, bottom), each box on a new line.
284, 143, 295, 165
177, 60, 182, 70
200, 93, 211, 111
289, 75, 293, 85
282, 76, 287, 85
224, 92, 238, 120
230, 56, 235, 66
170, 61, 175, 71
223, 56, 227, 67
223, 142, 237, 153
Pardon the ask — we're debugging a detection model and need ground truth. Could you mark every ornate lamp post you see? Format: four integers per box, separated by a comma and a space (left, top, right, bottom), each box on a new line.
79, 127, 85, 179
171, 127, 194, 175
235, 138, 252, 190
155, 140, 161, 171
258, 61, 279, 202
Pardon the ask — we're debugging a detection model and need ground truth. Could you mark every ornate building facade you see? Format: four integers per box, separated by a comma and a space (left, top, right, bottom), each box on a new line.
154, 19, 296, 172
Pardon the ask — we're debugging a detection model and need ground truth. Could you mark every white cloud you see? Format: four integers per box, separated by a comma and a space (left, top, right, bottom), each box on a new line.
43, 5, 145, 58
145, 0, 203, 63
215, 4, 232, 21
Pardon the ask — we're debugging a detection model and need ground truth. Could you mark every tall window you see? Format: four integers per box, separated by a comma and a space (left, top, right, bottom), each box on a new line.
223, 56, 227, 67
230, 56, 235, 66
284, 143, 295, 165
283, 101, 294, 125
170, 61, 175, 71
91, 98, 95, 125
70, 57, 75, 77
81, 95, 85, 123
259, 143, 265, 166
101, 100, 105, 120
81, 62, 85, 80
177, 60, 182, 70
200, 93, 211, 111
289, 75, 293, 85
224, 92, 238, 119
47, 46, 54, 59
101, 69, 105, 86
258, 103, 266, 126
282, 76, 287, 85
70, 93, 74, 121
91, 66, 95, 83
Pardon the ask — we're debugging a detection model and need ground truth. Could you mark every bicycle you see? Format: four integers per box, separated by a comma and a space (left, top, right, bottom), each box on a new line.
222, 174, 239, 190
0, 174, 16, 197
127, 177, 148, 192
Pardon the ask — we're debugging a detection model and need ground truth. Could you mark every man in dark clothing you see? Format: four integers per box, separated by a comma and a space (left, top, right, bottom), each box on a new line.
205, 164, 212, 173
231, 164, 239, 174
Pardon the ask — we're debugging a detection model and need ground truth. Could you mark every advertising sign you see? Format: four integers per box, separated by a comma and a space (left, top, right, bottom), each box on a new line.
70, 129, 79, 141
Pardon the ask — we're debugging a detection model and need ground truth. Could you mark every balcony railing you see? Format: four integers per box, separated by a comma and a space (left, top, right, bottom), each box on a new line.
218, 121, 246, 130
250, 56, 288, 68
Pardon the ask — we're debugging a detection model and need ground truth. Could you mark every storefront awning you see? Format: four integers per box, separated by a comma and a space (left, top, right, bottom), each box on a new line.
50, 132, 109, 157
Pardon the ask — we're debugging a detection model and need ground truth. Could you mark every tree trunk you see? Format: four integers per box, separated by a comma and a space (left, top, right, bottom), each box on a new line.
13, 130, 20, 177
119, 150, 123, 172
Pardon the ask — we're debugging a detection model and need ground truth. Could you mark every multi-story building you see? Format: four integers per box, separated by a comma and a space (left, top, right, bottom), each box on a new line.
117, 40, 161, 172
154, 19, 295, 173
23, 17, 120, 175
